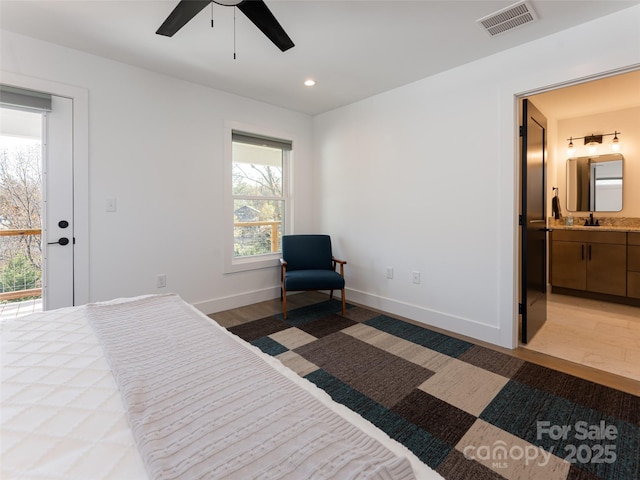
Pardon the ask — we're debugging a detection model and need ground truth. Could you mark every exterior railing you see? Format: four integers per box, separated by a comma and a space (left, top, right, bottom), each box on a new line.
1, 222, 281, 301
234, 221, 281, 255
0, 229, 42, 302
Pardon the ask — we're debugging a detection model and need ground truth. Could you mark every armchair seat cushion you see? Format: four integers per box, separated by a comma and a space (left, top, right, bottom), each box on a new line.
285, 269, 345, 291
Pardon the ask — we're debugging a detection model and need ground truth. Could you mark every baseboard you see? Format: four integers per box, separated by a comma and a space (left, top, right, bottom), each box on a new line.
193, 286, 281, 315
193, 286, 506, 348
346, 288, 505, 348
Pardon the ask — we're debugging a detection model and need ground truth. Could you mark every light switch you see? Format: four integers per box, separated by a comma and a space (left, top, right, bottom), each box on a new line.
106, 198, 117, 212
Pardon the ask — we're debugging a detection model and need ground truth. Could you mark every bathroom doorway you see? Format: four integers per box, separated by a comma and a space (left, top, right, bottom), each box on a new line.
517, 68, 640, 382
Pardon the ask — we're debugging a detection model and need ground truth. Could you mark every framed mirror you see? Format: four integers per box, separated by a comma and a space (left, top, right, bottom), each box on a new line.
566, 153, 623, 212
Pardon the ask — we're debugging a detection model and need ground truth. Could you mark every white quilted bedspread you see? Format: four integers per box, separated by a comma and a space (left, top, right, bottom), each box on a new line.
1, 302, 147, 479
2, 295, 441, 480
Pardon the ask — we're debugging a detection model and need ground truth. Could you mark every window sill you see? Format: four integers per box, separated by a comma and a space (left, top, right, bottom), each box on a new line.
224, 253, 281, 274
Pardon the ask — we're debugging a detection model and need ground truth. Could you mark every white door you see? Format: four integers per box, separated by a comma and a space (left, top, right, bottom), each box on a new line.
42, 95, 74, 310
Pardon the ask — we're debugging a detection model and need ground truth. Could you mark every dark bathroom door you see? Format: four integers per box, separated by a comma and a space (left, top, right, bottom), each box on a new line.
520, 99, 547, 344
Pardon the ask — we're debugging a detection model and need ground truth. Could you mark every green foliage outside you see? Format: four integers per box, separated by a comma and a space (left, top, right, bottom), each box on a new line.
232, 146, 285, 257
233, 226, 274, 257
1, 125, 44, 303
0, 254, 41, 302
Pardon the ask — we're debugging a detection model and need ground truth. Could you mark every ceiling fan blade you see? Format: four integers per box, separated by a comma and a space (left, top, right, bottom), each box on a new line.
156, 0, 211, 37
238, 0, 294, 52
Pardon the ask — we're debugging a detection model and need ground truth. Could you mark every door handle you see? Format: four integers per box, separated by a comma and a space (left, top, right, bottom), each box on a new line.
48, 237, 70, 246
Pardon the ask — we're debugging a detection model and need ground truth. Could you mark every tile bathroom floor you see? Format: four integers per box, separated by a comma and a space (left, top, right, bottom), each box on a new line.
523, 293, 640, 382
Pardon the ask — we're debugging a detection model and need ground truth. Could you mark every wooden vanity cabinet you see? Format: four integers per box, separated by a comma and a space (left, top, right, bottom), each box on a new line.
587, 241, 627, 295
550, 230, 627, 297
550, 240, 586, 290
628, 233, 640, 299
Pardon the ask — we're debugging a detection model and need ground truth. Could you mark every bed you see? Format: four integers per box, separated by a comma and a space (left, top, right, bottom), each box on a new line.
2, 293, 442, 479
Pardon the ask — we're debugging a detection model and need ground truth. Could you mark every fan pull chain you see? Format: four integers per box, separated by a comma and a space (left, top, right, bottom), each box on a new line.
210, 2, 214, 28
233, 7, 237, 60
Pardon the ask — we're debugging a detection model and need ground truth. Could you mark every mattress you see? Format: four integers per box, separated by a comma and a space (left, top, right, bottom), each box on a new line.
2, 294, 441, 479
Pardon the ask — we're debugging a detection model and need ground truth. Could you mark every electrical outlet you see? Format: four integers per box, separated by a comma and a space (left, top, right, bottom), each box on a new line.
386, 267, 394, 279
412, 271, 421, 284
156, 274, 167, 288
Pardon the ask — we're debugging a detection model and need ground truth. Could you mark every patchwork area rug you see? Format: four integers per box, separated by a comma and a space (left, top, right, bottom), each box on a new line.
221, 300, 640, 480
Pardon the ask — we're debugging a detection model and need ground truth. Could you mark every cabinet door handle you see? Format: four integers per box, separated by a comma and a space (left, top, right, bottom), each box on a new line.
581, 244, 584, 260
588, 244, 592, 261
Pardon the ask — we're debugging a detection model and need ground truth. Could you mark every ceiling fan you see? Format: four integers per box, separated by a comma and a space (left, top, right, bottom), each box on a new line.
156, 0, 295, 52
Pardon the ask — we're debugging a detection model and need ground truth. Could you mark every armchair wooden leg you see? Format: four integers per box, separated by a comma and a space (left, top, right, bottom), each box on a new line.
329, 289, 334, 300
282, 288, 287, 320
341, 288, 346, 316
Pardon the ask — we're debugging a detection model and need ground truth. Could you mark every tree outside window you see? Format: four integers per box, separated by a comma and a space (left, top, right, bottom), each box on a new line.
0, 108, 43, 299
232, 132, 290, 258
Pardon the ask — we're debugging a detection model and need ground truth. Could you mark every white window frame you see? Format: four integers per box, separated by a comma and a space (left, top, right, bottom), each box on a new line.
223, 121, 293, 273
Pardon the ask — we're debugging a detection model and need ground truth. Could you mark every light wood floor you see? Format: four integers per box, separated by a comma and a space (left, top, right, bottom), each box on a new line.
523, 293, 640, 385
212, 292, 640, 396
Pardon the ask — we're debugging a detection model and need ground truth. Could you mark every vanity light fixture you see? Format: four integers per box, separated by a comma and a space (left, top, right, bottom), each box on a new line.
585, 134, 602, 155
566, 131, 621, 156
610, 131, 622, 152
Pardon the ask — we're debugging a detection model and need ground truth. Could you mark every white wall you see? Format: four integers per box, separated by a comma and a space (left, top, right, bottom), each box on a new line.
1, 30, 315, 312
555, 106, 639, 217
2, 6, 639, 349
314, 6, 640, 348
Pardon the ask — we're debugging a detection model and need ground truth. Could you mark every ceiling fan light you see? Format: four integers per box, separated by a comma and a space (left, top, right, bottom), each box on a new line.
157, 0, 294, 51
304, 79, 316, 87
213, 0, 245, 6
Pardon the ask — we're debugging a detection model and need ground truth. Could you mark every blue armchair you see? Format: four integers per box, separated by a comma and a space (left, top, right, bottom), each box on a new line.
280, 235, 347, 319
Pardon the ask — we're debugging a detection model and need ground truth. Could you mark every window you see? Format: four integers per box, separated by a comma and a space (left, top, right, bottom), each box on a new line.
226, 128, 291, 271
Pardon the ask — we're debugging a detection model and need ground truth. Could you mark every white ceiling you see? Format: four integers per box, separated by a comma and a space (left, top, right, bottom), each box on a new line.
1, 0, 639, 115
529, 69, 640, 121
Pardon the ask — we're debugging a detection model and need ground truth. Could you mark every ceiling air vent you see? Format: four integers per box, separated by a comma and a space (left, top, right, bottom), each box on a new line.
477, 1, 538, 37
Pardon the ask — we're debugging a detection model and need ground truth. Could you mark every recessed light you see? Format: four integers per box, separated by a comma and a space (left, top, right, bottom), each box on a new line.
304, 79, 316, 87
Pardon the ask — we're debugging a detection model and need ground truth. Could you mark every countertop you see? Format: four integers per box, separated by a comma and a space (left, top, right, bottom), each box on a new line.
551, 224, 640, 233
549, 216, 640, 233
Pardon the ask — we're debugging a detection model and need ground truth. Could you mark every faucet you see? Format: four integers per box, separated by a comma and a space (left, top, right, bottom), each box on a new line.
584, 212, 599, 226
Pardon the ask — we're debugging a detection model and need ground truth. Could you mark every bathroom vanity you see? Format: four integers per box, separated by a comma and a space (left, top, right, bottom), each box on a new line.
550, 223, 640, 305
628, 232, 640, 299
